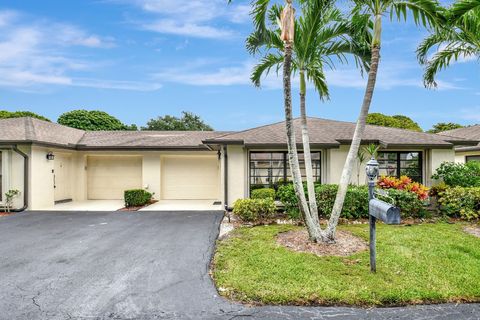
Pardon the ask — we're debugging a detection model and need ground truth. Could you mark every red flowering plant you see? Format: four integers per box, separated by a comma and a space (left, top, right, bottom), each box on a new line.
377, 176, 429, 200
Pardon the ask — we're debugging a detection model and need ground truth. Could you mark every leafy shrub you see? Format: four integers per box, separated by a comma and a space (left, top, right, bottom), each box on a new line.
380, 189, 427, 218
251, 188, 276, 200
124, 189, 153, 207
315, 184, 369, 219
277, 183, 426, 219
429, 182, 448, 197
377, 175, 429, 200
437, 187, 480, 220
432, 161, 480, 187
233, 199, 276, 222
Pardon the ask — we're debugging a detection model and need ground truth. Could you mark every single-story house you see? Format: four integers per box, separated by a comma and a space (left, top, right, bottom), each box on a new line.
0, 117, 478, 211
438, 125, 480, 163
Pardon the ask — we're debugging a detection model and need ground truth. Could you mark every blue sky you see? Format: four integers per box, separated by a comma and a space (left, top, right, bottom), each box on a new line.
0, 0, 478, 131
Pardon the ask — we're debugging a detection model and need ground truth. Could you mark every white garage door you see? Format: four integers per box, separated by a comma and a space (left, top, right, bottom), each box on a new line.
161, 156, 220, 200
87, 156, 142, 200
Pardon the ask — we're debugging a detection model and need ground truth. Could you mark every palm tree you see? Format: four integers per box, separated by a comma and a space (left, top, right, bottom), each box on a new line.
417, 0, 480, 87
325, 0, 443, 240
249, 0, 371, 241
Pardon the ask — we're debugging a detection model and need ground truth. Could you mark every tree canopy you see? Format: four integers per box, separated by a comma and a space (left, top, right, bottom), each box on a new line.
57, 110, 137, 131
0, 110, 50, 122
142, 112, 213, 131
427, 122, 465, 133
366, 113, 423, 132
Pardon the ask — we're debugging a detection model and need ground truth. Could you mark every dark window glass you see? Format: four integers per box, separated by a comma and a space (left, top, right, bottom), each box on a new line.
466, 156, 480, 162
250, 152, 321, 189
378, 151, 422, 183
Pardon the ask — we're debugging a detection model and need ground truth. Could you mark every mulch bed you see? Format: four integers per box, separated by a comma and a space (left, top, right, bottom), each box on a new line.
0, 212, 15, 217
117, 200, 158, 212
464, 225, 480, 238
276, 229, 368, 257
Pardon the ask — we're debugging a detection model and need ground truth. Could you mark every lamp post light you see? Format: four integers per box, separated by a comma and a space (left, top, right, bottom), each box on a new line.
365, 157, 379, 272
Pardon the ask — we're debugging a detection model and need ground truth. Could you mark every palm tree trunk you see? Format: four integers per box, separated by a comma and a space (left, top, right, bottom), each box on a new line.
325, 14, 382, 241
299, 70, 320, 226
283, 44, 321, 241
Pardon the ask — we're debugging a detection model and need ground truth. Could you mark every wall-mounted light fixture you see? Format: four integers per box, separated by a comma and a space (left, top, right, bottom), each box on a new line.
46, 152, 55, 161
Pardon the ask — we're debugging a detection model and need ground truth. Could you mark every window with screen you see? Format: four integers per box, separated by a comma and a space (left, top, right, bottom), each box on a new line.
249, 152, 321, 189
377, 151, 423, 183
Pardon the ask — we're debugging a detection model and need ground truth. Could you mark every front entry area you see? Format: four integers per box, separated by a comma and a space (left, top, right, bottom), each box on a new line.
54, 154, 72, 202
87, 156, 142, 200
161, 155, 220, 200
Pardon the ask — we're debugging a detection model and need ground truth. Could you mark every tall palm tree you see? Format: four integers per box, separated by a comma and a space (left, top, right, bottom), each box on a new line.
325, 0, 443, 240
417, 0, 480, 87
248, 0, 371, 241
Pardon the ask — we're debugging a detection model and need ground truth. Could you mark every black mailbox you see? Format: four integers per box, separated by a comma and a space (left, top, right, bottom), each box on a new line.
369, 199, 401, 225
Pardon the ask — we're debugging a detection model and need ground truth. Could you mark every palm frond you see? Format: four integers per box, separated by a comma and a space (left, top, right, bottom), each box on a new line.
250, 53, 284, 87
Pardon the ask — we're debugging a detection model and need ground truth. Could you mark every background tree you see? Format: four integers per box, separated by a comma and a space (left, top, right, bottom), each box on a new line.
427, 122, 465, 133
58, 110, 137, 131
142, 111, 213, 131
417, 0, 480, 87
326, 0, 443, 240
0, 110, 50, 122
366, 113, 423, 131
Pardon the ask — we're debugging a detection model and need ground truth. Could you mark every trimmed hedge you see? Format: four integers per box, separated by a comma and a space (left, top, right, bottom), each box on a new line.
233, 198, 276, 222
438, 187, 480, 220
251, 188, 276, 200
277, 183, 427, 220
124, 189, 153, 207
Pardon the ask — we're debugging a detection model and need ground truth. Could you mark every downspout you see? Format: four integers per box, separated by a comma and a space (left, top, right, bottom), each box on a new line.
9, 145, 29, 212
223, 145, 231, 212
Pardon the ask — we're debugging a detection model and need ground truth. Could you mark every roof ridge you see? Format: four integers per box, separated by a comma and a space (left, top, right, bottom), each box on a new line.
210, 118, 290, 140
24, 117, 36, 141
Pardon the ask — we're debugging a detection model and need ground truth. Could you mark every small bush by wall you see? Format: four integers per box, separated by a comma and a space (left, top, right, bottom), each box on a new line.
124, 189, 153, 207
233, 198, 276, 222
251, 188, 276, 200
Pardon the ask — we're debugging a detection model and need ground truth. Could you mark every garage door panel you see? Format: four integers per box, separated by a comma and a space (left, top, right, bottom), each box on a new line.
162, 156, 219, 200
87, 156, 142, 200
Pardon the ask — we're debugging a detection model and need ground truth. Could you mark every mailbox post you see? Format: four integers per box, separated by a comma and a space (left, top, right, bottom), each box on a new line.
365, 157, 379, 273
366, 157, 401, 273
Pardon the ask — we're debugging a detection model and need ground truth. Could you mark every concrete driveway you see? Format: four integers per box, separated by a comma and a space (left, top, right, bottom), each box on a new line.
0, 211, 478, 320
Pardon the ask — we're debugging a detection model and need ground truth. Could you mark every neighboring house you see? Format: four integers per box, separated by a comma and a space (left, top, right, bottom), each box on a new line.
0, 117, 477, 211
438, 125, 480, 163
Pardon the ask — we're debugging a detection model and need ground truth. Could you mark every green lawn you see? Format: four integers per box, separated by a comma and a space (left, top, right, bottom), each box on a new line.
213, 223, 480, 306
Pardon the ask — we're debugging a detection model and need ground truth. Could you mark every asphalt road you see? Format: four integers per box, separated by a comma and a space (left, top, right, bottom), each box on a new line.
0, 210, 478, 320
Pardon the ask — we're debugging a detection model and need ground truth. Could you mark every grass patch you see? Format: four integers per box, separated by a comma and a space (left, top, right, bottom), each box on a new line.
213, 223, 480, 306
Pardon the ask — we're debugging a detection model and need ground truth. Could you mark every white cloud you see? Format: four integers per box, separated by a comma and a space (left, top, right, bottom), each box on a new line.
459, 106, 480, 122
117, 0, 249, 39
0, 9, 160, 91
152, 58, 461, 91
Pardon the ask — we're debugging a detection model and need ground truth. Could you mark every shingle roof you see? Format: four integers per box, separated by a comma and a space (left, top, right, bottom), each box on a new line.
205, 117, 478, 148
78, 130, 229, 149
0, 117, 229, 149
438, 125, 480, 151
0, 117, 85, 147
0, 117, 477, 150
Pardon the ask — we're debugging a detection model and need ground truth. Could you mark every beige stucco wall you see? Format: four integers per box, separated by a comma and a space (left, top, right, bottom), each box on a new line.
454, 150, 480, 164
0, 146, 28, 209
226, 145, 247, 207
427, 148, 455, 186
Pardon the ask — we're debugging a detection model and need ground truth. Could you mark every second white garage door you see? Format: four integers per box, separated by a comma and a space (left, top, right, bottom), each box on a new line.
161, 155, 220, 200
87, 156, 142, 200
